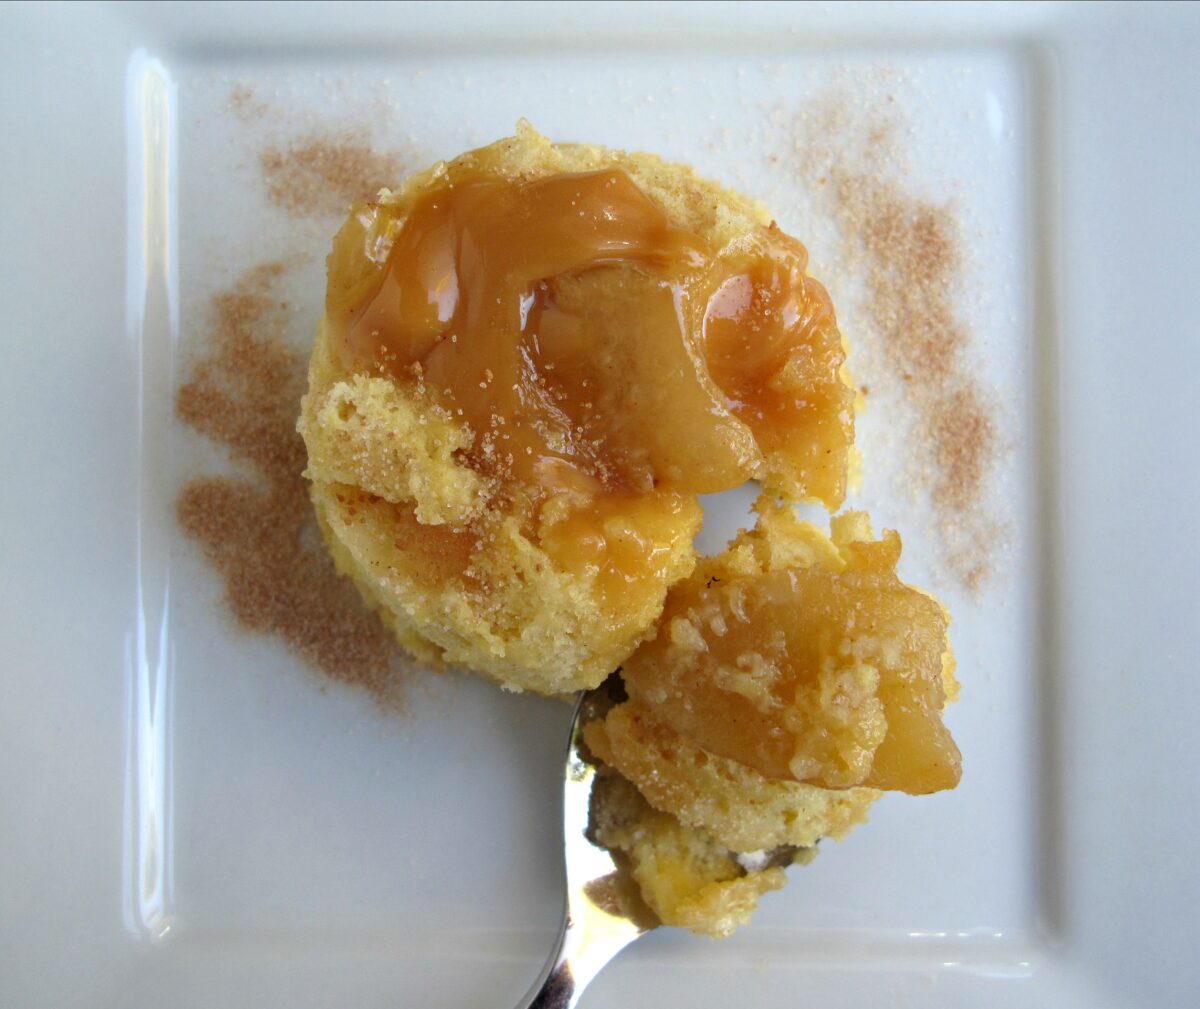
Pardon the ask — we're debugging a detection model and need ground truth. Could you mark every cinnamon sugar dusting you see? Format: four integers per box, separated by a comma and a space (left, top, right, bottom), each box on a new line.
228, 83, 271, 124
176, 262, 409, 704
785, 82, 1000, 592
260, 132, 407, 218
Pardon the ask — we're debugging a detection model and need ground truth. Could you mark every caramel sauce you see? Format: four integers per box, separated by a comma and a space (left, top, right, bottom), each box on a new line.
703, 245, 847, 501
325, 165, 850, 585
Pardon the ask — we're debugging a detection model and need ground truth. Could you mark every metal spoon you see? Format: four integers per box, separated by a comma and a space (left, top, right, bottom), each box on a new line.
513, 678, 655, 1009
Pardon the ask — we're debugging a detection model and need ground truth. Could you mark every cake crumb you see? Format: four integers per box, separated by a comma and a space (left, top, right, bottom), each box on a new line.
176, 261, 410, 706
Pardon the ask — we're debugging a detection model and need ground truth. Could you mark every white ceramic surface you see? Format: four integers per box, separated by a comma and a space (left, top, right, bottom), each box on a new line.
2, 3, 1198, 1007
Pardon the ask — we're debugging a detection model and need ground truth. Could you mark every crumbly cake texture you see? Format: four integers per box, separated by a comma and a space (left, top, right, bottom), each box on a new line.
583, 502, 957, 853
617, 499, 961, 794
587, 767, 816, 938
584, 701, 880, 853
298, 123, 854, 694
301, 348, 702, 682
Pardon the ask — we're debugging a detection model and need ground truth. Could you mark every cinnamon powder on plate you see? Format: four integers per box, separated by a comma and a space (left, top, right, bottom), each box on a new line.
785, 84, 1001, 592
176, 261, 409, 705
260, 132, 408, 219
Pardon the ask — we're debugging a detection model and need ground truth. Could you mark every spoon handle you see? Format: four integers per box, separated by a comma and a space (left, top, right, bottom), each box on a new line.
515, 932, 574, 1009
516, 682, 650, 1008
514, 905, 638, 1009
521, 963, 576, 1009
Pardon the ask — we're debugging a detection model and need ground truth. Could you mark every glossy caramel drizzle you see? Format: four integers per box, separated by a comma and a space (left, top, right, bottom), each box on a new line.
328, 166, 848, 515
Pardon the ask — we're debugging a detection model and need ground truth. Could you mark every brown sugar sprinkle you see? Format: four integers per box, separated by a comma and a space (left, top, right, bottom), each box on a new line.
260, 131, 407, 219
783, 83, 1000, 592
176, 261, 410, 706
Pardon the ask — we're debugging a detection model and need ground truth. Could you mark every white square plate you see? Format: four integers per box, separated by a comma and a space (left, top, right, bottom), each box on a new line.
2, 3, 1198, 1007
